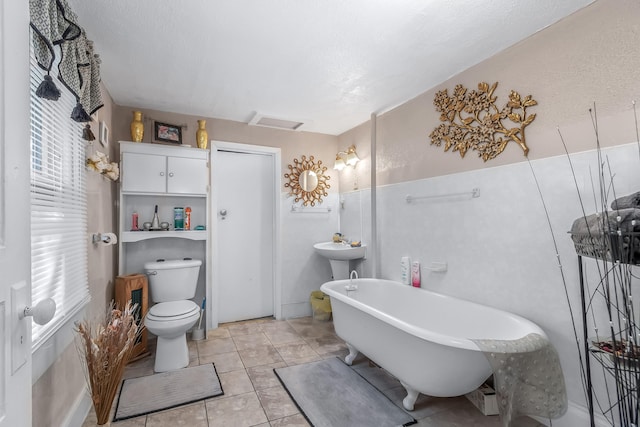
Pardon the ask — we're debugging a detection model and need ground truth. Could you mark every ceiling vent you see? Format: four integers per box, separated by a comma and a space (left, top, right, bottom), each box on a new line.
248, 113, 304, 131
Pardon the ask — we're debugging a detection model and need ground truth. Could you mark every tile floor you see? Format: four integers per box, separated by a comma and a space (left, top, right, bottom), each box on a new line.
82, 316, 545, 427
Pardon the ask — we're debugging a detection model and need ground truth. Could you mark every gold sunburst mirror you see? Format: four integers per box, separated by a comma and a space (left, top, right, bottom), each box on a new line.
284, 155, 330, 206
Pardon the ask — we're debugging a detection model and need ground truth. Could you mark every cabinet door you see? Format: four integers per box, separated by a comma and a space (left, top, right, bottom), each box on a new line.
167, 156, 208, 194
121, 152, 167, 193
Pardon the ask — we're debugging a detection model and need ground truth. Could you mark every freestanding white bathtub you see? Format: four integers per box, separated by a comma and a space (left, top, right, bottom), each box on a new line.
320, 278, 547, 411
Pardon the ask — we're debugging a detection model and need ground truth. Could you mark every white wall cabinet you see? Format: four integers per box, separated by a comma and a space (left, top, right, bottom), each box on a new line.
118, 141, 210, 316
121, 151, 208, 194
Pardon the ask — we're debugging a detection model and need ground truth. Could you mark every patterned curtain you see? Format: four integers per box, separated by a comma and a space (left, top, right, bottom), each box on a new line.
29, 0, 104, 121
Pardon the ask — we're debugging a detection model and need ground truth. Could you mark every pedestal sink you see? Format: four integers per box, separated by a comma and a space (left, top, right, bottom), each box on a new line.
313, 242, 366, 280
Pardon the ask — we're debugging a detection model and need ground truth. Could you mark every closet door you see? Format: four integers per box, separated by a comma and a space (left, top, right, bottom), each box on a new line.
215, 150, 274, 323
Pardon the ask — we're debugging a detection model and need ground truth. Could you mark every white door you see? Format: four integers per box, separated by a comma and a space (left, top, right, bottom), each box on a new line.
1, 2, 33, 426
215, 149, 275, 323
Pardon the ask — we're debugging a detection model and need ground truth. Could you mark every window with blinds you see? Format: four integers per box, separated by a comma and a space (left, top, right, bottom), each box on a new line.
30, 44, 89, 350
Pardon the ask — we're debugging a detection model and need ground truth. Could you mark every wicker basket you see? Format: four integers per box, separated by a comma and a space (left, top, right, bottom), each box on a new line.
570, 232, 640, 265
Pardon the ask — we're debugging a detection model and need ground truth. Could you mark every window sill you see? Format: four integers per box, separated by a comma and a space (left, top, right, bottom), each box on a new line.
32, 306, 87, 385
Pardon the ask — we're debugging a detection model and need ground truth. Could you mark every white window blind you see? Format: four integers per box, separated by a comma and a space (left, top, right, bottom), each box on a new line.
30, 43, 89, 350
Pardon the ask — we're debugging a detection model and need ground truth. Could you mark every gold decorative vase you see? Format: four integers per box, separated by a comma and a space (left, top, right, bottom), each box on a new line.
130, 111, 144, 142
196, 119, 208, 149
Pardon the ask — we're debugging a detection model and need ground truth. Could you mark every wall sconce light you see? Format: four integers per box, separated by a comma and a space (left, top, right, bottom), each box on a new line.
333, 145, 360, 171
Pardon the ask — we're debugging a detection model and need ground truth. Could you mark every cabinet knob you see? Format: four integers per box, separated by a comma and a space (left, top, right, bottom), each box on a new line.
169, 172, 174, 177
160, 172, 165, 177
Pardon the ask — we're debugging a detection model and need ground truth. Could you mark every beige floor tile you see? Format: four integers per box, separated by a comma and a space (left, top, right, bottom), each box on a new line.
282, 354, 322, 366
261, 320, 298, 334
256, 385, 300, 421
232, 332, 272, 350
197, 337, 237, 357
275, 342, 318, 363
200, 350, 245, 372
247, 362, 288, 390
286, 323, 335, 339
304, 335, 347, 355
413, 402, 503, 427
238, 345, 284, 368
270, 413, 312, 427
146, 401, 208, 427
205, 326, 231, 339
264, 329, 306, 346
225, 320, 266, 336
218, 369, 255, 396
206, 392, 268, 427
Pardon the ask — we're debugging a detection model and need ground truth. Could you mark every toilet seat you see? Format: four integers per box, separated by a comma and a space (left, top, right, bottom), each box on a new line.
147, 300, 199, 321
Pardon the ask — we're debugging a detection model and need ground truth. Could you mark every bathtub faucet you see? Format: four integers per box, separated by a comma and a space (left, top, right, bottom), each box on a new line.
345, 270, 358, 293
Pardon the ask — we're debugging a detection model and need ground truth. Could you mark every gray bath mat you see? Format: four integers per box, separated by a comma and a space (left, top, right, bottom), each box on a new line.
275, 357, 416, 427
114, 363, 223, 421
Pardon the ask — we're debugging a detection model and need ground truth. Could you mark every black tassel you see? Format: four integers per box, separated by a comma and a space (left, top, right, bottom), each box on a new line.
82, 124, 95, 141
71, 103, 92, 122
35, 75, 61, 101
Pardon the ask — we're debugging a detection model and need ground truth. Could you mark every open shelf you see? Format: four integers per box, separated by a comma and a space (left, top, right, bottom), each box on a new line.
121, 230, 207, 243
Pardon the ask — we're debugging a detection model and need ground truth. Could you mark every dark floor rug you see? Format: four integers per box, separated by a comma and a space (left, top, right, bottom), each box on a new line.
113, 363, 223, 421
275, 357, 416, 427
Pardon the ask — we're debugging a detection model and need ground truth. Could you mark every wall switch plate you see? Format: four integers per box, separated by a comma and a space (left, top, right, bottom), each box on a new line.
11, 281, 28, 373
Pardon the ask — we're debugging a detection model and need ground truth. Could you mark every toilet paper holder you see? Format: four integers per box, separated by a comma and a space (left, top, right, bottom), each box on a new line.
91, 232, 118, 245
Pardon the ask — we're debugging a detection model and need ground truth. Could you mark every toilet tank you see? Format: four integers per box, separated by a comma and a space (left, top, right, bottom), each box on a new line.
144, 259, 202, 303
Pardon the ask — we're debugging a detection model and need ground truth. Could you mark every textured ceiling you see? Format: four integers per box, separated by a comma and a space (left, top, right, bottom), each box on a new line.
69, 0, 594, 135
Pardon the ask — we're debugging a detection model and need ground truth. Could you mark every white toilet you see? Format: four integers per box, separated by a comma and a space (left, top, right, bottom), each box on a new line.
144, 258, 202, 372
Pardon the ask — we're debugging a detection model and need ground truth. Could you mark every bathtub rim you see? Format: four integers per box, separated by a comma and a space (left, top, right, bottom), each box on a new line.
321, 278, 547, 352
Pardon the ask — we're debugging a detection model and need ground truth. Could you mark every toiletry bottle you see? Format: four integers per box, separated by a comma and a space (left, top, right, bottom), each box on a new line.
401, 256, 411, 285
174, 207, 184, 230
411, 261, 421, 288
131, 212, 139, 231
185, 207, 191, 230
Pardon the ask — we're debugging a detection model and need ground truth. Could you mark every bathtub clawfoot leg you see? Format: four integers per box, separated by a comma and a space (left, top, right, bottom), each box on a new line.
400, 382, 419, 411
345, 343, 358, 365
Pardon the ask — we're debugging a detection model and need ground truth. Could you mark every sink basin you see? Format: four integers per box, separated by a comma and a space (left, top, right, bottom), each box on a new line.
313, 242, 366, 261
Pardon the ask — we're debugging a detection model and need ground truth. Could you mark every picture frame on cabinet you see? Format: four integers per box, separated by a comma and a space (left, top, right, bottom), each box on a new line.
153, 121, 182, 145
99, 121, 109, 147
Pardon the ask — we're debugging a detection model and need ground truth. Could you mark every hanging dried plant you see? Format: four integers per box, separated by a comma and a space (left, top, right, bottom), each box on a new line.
75, 301, 139, 425
429, 82, 537, 161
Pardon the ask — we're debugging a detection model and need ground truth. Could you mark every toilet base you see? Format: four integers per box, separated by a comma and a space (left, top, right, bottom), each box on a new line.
154, 334, 189, 372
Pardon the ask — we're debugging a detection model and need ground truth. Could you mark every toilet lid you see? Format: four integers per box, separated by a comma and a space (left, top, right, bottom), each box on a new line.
148, 300, 199, 319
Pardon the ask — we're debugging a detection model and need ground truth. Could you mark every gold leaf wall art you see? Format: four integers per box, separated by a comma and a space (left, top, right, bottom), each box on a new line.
429, 82, 537, 161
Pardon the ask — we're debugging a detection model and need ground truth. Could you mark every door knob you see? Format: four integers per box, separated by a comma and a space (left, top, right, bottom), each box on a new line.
21, 298, 56, 325
219, 209, 227, 220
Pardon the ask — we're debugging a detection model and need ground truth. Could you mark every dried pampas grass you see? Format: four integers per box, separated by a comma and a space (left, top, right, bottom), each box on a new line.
75, 301, 139, 425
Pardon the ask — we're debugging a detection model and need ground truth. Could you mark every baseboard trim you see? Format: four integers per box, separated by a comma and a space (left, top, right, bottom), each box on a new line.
62, 389, 91, 427
281, 302, 312, 319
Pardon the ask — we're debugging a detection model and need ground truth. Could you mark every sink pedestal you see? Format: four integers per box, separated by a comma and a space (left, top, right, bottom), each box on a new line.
329, 259, 351, 280
313, 242, 366, 281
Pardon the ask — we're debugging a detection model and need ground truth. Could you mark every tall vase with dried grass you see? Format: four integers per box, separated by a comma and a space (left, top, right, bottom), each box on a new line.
75, 301, 139, 425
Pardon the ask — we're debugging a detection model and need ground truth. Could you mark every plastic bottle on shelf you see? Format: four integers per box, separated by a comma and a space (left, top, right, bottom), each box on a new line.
174, 207, 184, 230
131, 212, 139, 231
185, 207, 191, 230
